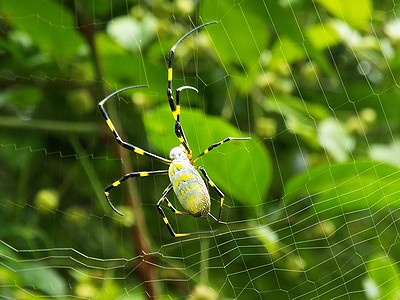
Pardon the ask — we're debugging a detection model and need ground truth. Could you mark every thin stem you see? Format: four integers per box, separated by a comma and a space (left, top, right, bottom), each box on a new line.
0, 117, 97, 134
69, 137, 105, 211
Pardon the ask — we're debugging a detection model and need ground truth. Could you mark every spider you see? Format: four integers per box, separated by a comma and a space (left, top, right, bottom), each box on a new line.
99, 21, 250, 237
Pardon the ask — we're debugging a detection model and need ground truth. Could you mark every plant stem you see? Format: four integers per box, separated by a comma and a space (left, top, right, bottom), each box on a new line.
0, 117, 97, 134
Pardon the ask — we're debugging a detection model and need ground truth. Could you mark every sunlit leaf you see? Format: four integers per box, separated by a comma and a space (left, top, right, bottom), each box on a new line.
306, 23, 340, 50
370, 141, 400, 167
318, 117, 355, 162
365, 253, 400, 300
106, 14, 157, 52
285, 161, 400, 219
316, 0, 372, 29
270, 36, 306, 69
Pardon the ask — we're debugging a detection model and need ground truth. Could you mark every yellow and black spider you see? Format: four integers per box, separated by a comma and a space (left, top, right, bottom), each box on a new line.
99, 21, 250, 237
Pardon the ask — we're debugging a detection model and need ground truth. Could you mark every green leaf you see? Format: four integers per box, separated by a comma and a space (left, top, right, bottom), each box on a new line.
97, 33, 165, 92
106, 14, 157, 53
316, 0, 373, 29
270, 36, 306, 69
306, 23, 340, 51
365, 253, 400, 300
265, 95, 328, 148
200, 0, 268, 91
143, 104, 271, 206
252, 226, 280, 258
0, 86, 43, 108
317, 117, 355, 162
19, 264, 66, 296
370, 141, 400, 167
200, 0, 267, 69
1, 258, 67, 296
284, 161, 400, 219
1, 0, 84, 59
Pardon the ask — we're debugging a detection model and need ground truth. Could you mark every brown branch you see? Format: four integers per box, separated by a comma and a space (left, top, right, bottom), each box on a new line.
119, 145, 159, 298
74, 7, 159, 298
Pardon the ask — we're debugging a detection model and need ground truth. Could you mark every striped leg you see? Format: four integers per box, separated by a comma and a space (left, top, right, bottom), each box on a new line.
193, 137, 251, 163
166, 21, 217, 157
156, 183, 218, 237
198, 167, 226, 223
166, 21, 217, 120
173, 86, 198, 158
156, 184, 189, 238
158, 184, 189, 215
99, 86, 171, 164
104, 170, 168, 216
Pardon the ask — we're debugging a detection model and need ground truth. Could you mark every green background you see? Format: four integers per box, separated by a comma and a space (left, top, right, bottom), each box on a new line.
1, 0, 400, 299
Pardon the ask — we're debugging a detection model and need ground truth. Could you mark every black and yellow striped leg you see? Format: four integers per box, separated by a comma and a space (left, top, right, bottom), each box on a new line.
198, 167, 226, 223
158, 184, 189, 216
167, 80, 192, 155
166, 21, 217, 115
99, 86, 171, 164
193, 136, 251, 163
174, 86, 198, 157
167, 21, 217, 156
175, 86, 198, 123
104, 170, 168, 216
156, 184, 218, 237
156, 184, 189, 238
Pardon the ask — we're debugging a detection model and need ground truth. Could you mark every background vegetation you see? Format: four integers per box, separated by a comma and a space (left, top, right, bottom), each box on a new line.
1, 0, 400, 299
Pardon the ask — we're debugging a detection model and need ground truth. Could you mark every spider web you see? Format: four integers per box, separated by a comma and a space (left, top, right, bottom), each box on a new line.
1, 0, 400, 299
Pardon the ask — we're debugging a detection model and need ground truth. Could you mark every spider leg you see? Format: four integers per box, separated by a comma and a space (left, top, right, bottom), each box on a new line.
158, 184, 189, 215
173, 86, 198, 157
167, 21, 217, 115
99, 85, 171, 164
166, 21, 217, 156
193, 136, 251, 163
104, 170, 168, 216
157, 183, 218, 237
175, 86, 198, 122
198, 167, 226, 223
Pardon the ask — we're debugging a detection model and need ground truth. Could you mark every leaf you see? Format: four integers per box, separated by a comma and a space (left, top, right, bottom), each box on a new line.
200, 0, 268, 91
317, 117, 355, 162
365, 253, 400, 300
18, 263, 67, 296
106, 14, 157, 52
284, 161, 400, 219
316, 0, 373, 29
1, 0, 84, 59
0, 86, 43, 108
370, 141, 400, 167
252, 226, 280, 259
306, 23, 340, 51
265, 95, 328, 148
143, 104, 271, 206
97, 33, 165, 92
270, 38, 306, 72
1, 257, 67, 296
200, 0, 267, 69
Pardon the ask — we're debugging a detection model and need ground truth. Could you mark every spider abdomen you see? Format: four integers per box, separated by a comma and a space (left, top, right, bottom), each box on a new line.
168, 160, 210, 217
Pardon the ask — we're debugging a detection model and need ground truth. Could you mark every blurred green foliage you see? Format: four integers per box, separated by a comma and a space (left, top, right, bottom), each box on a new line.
1, 0, 400, 299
